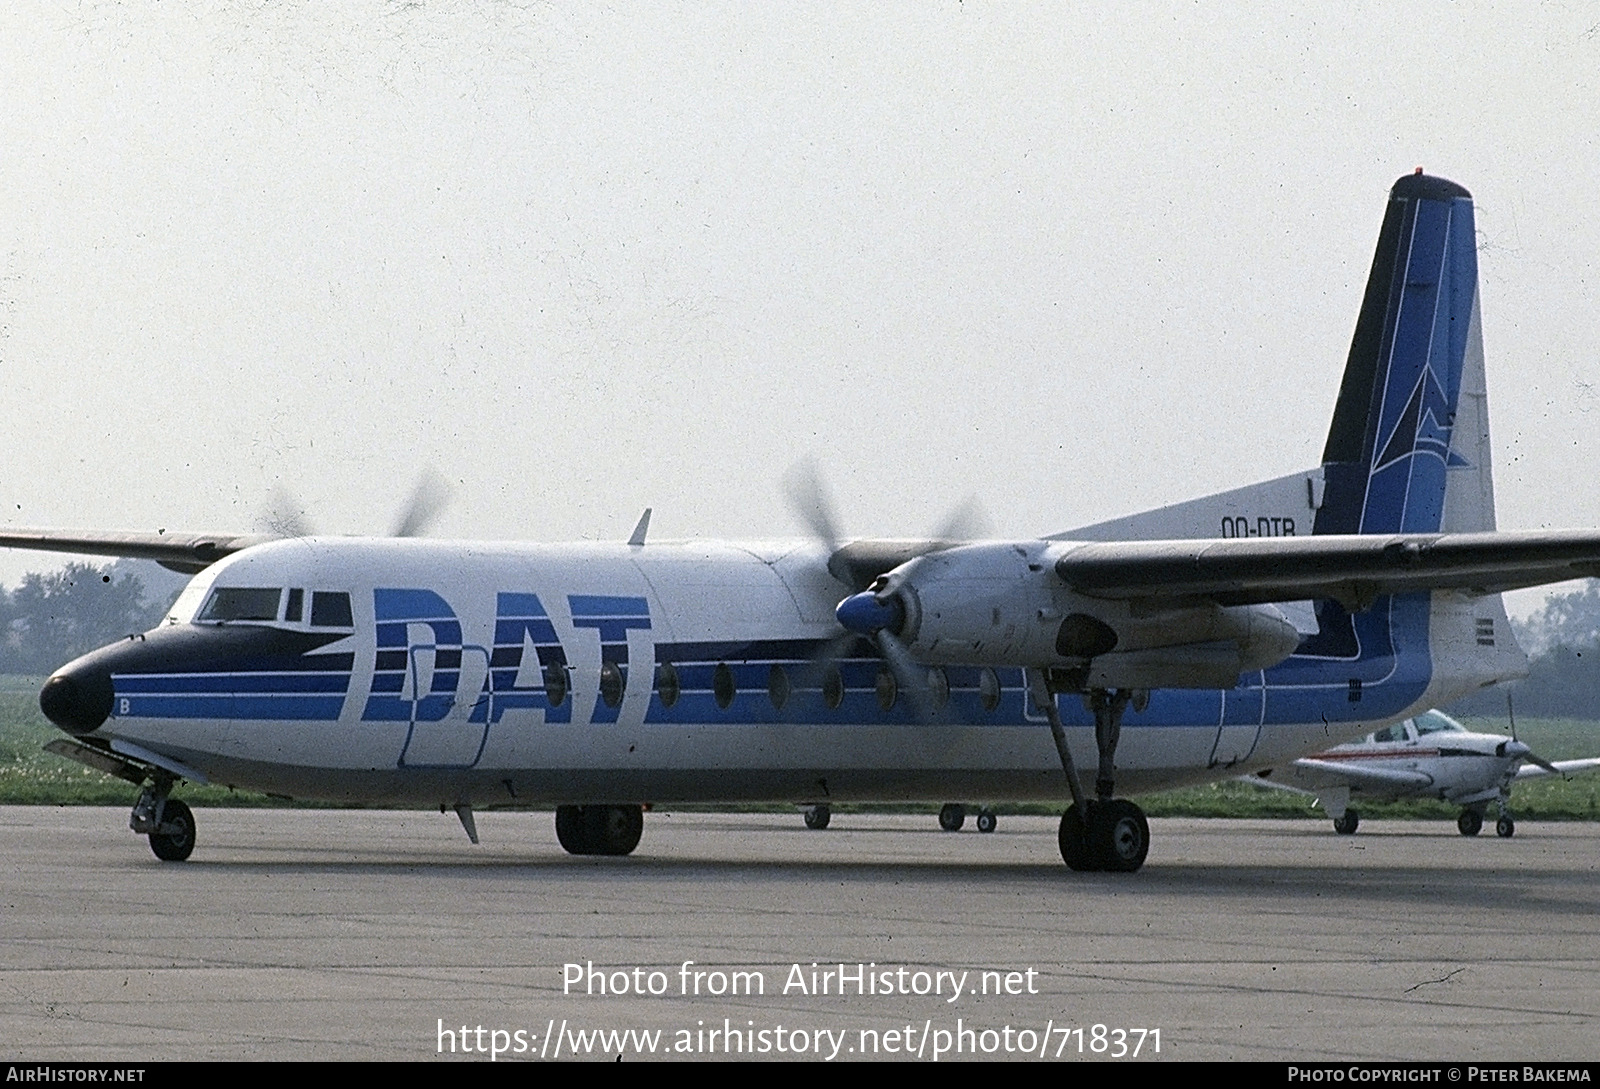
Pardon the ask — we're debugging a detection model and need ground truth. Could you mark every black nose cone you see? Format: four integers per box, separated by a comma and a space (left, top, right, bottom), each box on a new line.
40, 670, 114, 735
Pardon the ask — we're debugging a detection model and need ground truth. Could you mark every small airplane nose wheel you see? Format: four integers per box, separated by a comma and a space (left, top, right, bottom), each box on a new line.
975, 808, 997, 834
1496, 815, 1515, 838
803, 804, 831, 830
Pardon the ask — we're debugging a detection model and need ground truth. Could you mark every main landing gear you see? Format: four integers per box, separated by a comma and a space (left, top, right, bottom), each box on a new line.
131, 778, 196, 862
937, 803, 998, 833
1333, 809, 1360, 835
1029, 673, 1150, 873
1458, 805, 1516, 838
555, 805, 644, 855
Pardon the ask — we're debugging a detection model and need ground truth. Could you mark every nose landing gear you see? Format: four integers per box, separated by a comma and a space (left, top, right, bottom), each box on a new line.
131, 778, 196, 862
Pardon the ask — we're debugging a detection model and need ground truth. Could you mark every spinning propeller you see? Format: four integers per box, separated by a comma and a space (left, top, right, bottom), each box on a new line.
1504, 693, 1562, 774
256, 469, 455, 541
782, 462, 988, 718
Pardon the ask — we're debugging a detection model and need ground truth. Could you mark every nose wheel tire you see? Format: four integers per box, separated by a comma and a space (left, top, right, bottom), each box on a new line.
147, 799, 196, 862
1496, 815, 1515, 838
1457, 810, 1483, 836
803, 804, 831, 830
1332, 809, 1360, 835
975, 808, 997, 834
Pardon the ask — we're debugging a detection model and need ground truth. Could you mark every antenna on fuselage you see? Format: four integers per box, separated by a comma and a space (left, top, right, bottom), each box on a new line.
628, 508, 651, 547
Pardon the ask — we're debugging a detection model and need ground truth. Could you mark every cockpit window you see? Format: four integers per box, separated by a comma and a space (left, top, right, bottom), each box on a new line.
1415, 711, 1464, 736
199, 587, 283, 622
310, 591, 353, 628
1372, 724, 1405, 743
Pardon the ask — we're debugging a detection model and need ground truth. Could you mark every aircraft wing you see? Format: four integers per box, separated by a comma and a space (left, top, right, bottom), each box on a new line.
1274, 758, 1435, 794
1514, 756, 1600, 781
0, 529, 267, 574
1053, 530, 1600, 608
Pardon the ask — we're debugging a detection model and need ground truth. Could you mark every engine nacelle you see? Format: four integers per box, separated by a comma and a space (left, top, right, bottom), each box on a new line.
836, 541, 1301, 689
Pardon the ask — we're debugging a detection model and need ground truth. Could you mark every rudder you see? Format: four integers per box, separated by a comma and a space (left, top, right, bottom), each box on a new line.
1315, 172, 1492, 537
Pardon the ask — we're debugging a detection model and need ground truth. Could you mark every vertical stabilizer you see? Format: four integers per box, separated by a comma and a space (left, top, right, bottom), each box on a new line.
1315, 172, 1492, 536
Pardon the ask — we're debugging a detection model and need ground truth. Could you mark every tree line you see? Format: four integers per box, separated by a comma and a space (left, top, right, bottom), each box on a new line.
0, 561, 182, 676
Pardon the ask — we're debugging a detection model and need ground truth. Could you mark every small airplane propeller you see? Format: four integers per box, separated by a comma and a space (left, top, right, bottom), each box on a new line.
1504, 693, 1563, 774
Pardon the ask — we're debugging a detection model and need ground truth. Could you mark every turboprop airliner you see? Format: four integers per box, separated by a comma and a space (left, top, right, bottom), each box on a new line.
8, 171, 1600, 873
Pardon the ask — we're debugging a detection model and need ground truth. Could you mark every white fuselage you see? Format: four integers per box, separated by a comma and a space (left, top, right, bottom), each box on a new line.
72, 535, 1520, 810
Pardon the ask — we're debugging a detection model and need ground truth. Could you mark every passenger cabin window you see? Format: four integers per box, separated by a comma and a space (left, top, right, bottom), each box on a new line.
311, 591, 353, 628
713, 663, 736, 710
199, 587, 283, 622
655, 662, 679, 708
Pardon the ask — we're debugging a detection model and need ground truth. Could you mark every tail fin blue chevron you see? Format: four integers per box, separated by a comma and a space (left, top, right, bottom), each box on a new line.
1299, 171, 1497, 667
1314, 172, 1487, 537
1058, 171, 1497, 547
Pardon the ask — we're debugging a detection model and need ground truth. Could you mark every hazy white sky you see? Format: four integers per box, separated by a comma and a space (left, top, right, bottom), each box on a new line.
2, 2, 1597, 615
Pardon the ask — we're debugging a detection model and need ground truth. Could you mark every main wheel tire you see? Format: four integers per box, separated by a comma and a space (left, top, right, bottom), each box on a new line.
588, 804, 643, 855
1333, 810, 1360, 835
938, 803, 966, 832
1458, 809, 1483, 836
1496, 815, 1515, 838
976, 809, 997, 834
148, 798, 195, 862
804, 804, 831, 830
1089, 799, 1149, 873
556, 805, 644, 855
1058, 805, 1098, 871
555, 805, 589, 853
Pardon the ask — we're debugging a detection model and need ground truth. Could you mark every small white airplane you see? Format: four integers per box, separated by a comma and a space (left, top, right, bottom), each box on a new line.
1244, 708, 1600, 837
9, 171, 1600, 873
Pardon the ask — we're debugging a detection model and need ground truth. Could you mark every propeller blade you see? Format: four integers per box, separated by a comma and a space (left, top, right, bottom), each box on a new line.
876, 629, 937, 722
390, 470, 454, 538
1523, 748, 1563, 776
926, 494, 992, 545
258, 486, 315, 539
781, 461, 842, 554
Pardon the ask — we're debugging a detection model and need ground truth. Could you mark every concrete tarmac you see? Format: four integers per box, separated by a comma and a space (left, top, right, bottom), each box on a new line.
2, 806, 1597, 1062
